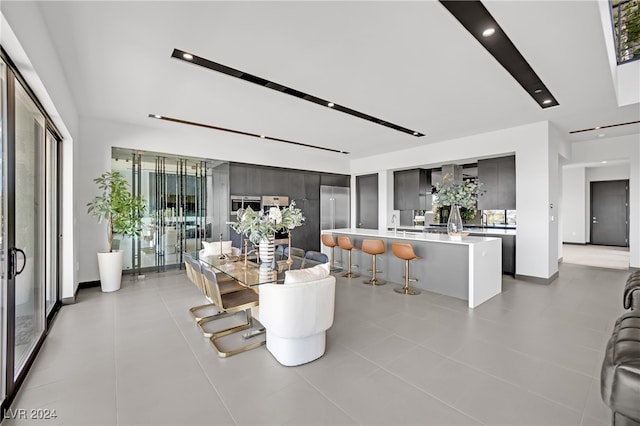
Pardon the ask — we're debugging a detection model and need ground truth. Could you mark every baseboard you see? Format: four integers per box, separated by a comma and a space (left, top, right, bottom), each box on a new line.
78, 280, 100, 289
562, 242, 587, 245
514, 271, 559, 284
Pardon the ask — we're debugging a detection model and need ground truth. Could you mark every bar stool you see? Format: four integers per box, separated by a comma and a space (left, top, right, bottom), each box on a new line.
337, 236, 360, 278
361, 239, 386, 286
321, 234, 338, 270
392, 242, 421, 295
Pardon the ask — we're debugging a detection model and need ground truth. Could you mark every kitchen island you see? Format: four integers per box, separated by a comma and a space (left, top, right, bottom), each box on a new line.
391, 225, 516, 276
321, 228, 502, 308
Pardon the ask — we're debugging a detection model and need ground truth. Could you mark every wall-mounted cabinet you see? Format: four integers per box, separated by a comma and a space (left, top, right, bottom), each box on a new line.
394, 169, 431, 211
477, 155, 515, 210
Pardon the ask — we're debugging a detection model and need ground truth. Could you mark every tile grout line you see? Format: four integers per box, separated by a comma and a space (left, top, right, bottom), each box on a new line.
157, 278, 240, 426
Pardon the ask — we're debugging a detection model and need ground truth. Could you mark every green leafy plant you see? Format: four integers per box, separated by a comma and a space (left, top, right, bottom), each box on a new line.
433, 174, 482, 221
231, 201, 305, 245
613, 0, 640, 62
87, 171, 146, 252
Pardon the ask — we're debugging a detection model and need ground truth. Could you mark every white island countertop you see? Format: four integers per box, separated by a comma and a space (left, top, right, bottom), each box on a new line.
392, 225, 517, 236
325, 228, 501, 246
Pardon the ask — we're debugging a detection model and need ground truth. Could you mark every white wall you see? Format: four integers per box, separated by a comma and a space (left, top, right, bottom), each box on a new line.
562, 167, 587, 243
2, 6, 79, 300
351, 121, 558, 280
570, 135, 640, 267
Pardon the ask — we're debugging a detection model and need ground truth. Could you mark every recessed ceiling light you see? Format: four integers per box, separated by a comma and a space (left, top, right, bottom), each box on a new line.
182, 53, 193, 60
602, 160, 608, 164
534, 89, 542, 94
482, 28, 495, 37
542, 99, 552, 105
327, 102, 334, 108
598, 133, 605, 137
260, 135, 265, 138
440, 2, 559, 110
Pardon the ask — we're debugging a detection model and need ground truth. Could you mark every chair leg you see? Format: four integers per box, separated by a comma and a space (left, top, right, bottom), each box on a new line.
329, 246, 334, 270
363, 254, 386, 285
394, 260, 421, 295
197, 310, 252, 338
342, 249, 360, 278
209, 310, 266, 357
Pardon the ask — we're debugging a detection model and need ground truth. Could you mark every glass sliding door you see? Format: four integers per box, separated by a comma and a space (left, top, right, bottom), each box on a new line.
0, 51, 61, 413
45, 130, 58, 315
12, 81, 45, 378
1, 57, 7, 406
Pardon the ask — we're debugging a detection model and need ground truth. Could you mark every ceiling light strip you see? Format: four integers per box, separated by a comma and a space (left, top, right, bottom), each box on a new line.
148, 114, 349, 154
170, 49, 425, 137
569, 120, 640, 134
439, 0, 559, 109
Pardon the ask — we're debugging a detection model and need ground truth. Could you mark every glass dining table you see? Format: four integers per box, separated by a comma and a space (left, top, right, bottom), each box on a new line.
197, 253, 286, 286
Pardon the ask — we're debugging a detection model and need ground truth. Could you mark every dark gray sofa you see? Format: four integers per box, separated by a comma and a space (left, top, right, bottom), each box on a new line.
601, 270, 640, 426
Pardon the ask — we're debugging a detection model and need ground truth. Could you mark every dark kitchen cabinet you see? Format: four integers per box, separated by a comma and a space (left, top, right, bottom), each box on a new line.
229, 163, 349, 252
357, 174, 378, 228
394, 169, 431, 211
477, 155, 515, 210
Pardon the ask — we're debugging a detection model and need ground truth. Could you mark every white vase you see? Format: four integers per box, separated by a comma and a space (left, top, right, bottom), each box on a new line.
97, 250, 123, 292
259, 236, 275, 266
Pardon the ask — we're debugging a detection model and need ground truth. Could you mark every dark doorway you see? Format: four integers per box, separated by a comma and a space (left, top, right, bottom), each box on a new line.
356, 174, 378, 228
590, 180, 629, 246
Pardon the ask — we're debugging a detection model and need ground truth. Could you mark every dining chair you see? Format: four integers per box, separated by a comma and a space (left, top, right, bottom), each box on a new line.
199, 265, 265, 357
184, 254, 244, 322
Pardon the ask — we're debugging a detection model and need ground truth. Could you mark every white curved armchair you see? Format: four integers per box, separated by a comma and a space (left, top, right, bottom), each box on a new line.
259, 271, 336, 366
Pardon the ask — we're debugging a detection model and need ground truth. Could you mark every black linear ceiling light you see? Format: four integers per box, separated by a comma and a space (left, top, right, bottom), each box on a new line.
569, 120, 640, 134
171, 48, 426, 137
439, 0, 559, 109
148, 114, 350, 154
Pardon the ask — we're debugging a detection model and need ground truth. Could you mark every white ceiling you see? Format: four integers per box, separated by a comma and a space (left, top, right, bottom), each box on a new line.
35, 0, 640, 159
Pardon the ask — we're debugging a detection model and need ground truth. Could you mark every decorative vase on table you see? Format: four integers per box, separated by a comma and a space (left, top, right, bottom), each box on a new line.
259, 235, 276, 266
447, 205, 464, 237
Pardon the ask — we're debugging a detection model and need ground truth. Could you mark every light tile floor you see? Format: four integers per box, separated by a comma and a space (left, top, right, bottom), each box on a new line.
5, 263, 628, 425
562, 244, 629, 270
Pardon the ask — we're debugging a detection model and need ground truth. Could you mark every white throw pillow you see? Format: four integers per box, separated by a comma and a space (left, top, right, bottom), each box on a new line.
284, 263, 330, 284
202, 240, 232, 256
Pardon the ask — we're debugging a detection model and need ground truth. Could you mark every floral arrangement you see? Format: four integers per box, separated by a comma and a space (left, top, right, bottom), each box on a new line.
432, 174, 482, 221
231, 201, 305, 245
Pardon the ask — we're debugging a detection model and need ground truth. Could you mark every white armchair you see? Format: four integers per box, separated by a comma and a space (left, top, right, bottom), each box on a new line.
258, 264, 336, 366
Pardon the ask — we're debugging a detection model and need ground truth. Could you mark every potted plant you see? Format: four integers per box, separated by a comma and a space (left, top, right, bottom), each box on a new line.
87, 171, 146, 292
433, 174, 482, 224
231, 201, 305, 265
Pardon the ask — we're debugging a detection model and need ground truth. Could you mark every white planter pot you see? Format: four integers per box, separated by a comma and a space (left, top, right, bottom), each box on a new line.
97, 250, 123, 292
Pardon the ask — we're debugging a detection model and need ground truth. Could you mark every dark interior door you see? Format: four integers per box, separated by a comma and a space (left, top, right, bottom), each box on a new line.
591, 180, 628, 246
356, 174, 378, 228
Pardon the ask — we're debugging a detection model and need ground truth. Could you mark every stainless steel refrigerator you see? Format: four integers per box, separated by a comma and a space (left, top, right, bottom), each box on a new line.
320, 185, 350, 230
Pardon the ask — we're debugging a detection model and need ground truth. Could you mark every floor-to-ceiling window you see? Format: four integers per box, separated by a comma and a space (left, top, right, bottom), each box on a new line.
0, 49, 61, 413
111, 148, 229, 273
1, 55, 7, 409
